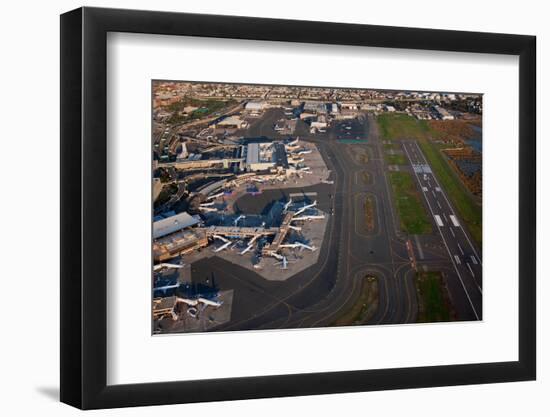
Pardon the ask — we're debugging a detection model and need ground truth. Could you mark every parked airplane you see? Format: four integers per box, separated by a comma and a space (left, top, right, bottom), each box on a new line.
153, 263, 184, 272
286, 137, 299, 147
288, 157, 305, 165
176, 297, 223, 308
283, 197, 293, 212
240, 244, 254, 255
293, 200, 317, 216
198, 297, 223, 308
233, 215, 246, 226
214, 241, 231, 253
279, 242, 316, 251
291, 214, 325, 222
153, 282, 180, 294
272, 256, 289, 270
213, 234, 229, 243
206, 192, 224, 200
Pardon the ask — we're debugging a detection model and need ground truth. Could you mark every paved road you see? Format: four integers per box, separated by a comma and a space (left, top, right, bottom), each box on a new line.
402, 140, 482, 320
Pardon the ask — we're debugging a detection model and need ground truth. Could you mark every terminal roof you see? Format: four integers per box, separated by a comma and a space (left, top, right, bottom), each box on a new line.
153, 212, 200, 239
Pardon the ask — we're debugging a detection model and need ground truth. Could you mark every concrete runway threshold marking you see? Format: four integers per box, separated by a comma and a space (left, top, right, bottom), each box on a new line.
413, 235, 425, 260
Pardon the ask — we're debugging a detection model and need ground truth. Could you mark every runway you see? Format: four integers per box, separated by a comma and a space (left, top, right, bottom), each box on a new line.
402, 141, 482, 320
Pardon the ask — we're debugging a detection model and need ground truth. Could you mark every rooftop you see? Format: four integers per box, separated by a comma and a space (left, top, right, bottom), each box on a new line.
153, 296, 177, 312
153, 212, 200, 239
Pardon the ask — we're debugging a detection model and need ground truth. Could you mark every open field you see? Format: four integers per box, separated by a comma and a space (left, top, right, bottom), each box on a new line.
377, 114, 482, 245
378, 113, 432, 140
385, 153, 408, 165
415, 271, 454, 323
331, 276, 379, 326
383, 143, 400, 150
364, 195, 375, 232
165, 98, 235, 124
389, 171, 432, 234
418, 140, 482, 245
428, 119, 481, 142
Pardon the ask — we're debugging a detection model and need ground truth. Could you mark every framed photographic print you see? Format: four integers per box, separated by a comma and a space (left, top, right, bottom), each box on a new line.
60, 6, 536, 409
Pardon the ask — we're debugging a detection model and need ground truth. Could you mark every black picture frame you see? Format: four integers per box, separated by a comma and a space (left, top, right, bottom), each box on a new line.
60, 6, 536, 410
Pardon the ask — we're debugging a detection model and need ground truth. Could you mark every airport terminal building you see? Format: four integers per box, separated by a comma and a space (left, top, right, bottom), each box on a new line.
241, 139, 289, 172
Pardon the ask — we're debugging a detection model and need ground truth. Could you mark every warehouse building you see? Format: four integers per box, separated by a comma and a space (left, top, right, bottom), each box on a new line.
303, 101, 327, 114
153, 228, 208, 261
245, 101, 267, 111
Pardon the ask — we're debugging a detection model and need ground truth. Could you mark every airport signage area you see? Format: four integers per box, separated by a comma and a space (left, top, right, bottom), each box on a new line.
60, 7, 536, 410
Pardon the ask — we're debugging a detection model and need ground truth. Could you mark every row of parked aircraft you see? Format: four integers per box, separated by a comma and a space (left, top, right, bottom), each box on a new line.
207, 198, 323, 269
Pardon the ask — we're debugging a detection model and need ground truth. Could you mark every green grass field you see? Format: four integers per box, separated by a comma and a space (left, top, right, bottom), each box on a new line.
332, 276, 379, 326
166, 98, 235, 124
377, 113, 482, 246
415, 271, 454, 323
378, 113, 432, 140
364, 195, 375, 232
418, 140, 482, 245
338, 139, 368, 144
385, 153, 408, 165
383, 143, 400, 150
388, 171, 432, 234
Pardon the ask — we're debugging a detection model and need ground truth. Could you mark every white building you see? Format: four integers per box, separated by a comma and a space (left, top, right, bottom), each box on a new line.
245, 142, 276, 171
310, 115, 328, 130
177, 142, 188, 160
245, 101, 267, 111
303, 101, 327, 113
243, 141, 288, 172
434, 105, 454, 120
361, 104, 378, 111
153, 212, 201, 239
340, 102, 358, 110
213, 115, 249, 129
